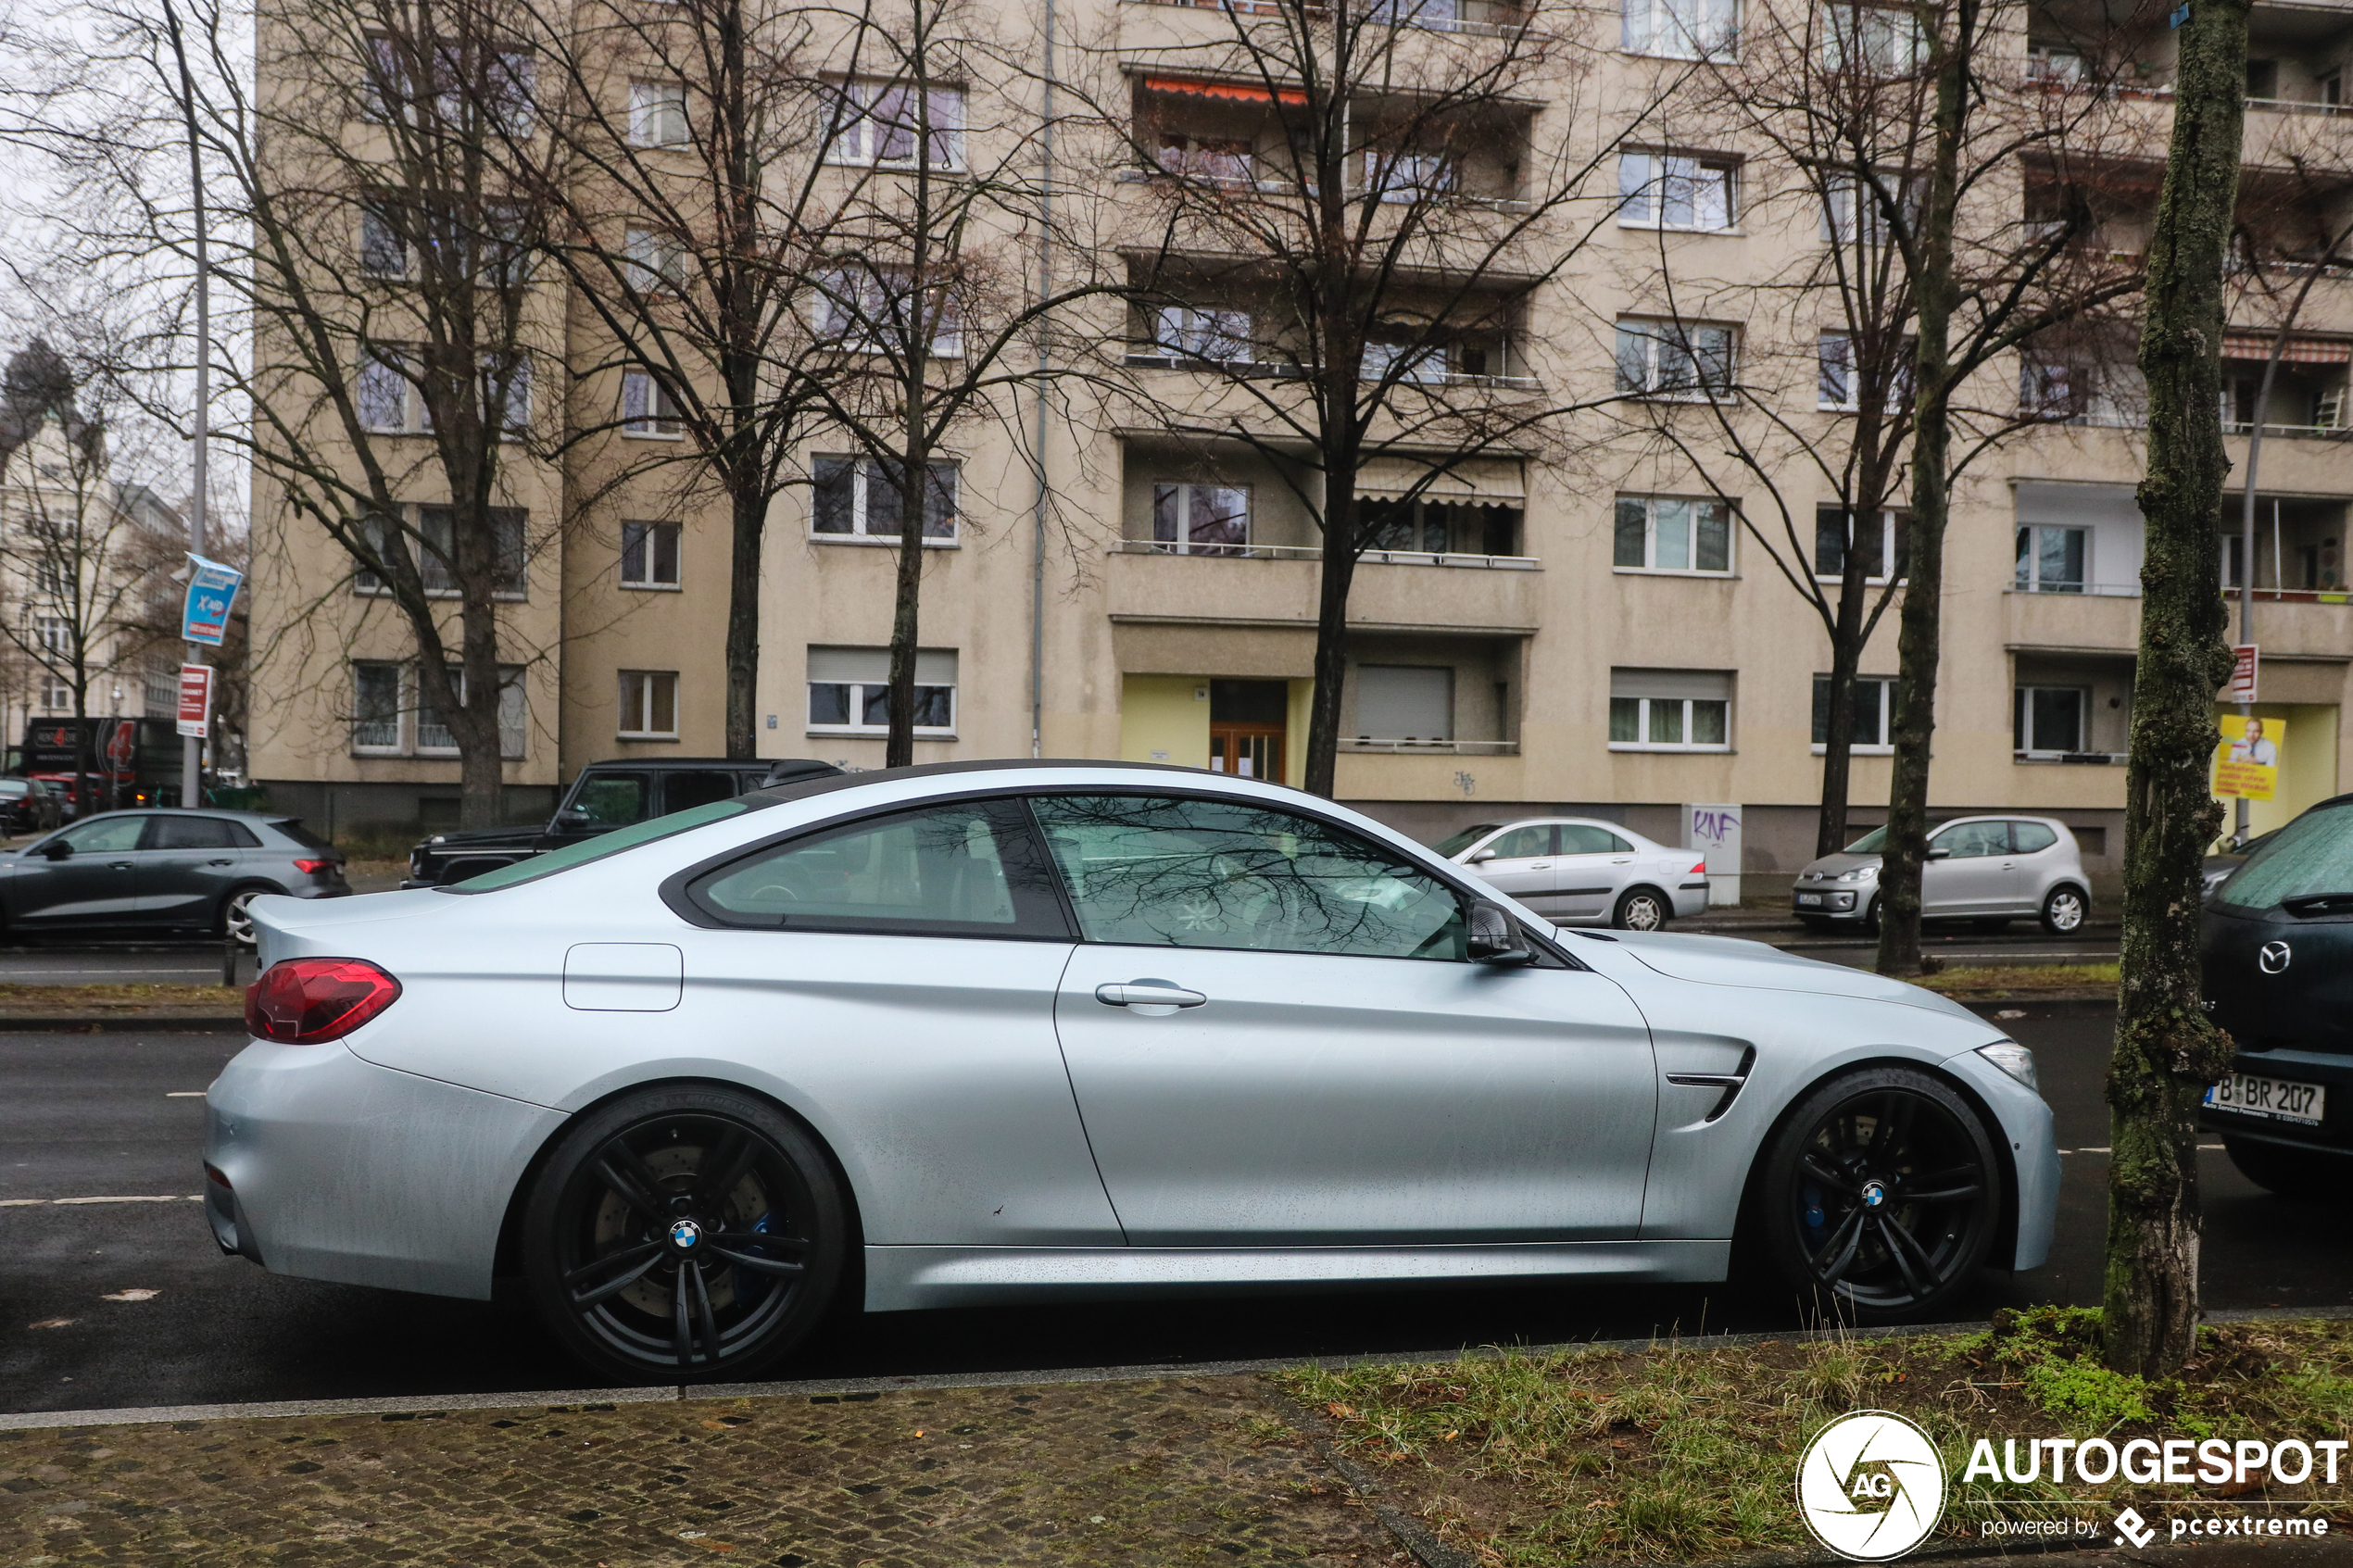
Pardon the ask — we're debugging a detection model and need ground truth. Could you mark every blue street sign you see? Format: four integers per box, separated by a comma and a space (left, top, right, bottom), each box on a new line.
2170, 4, 2189, 26
182, 555, 244, 647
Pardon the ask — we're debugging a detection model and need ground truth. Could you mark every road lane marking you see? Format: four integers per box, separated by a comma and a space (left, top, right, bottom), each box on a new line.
0, 1196, 203, 1206
166, 1091, 206, 1098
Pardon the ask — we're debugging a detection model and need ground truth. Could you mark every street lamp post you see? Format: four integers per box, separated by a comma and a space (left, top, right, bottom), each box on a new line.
168, 0, 208, 810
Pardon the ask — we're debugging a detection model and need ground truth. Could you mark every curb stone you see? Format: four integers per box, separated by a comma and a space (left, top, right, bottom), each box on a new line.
1258, 1385, 1479, 1568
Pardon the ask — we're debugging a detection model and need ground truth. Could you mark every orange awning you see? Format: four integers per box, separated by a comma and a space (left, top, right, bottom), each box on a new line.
1143, 75, 1308, 107
2224, 332, 2353, 365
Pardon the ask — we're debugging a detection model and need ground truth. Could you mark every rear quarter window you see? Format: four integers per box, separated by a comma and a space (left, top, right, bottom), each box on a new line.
272, 820, 337, 852
2013, 822, 2058, 853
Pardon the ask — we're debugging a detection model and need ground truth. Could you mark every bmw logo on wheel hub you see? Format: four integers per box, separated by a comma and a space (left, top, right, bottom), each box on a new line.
1859, 1179, 1888, 1210
669, 1218, 703, 1250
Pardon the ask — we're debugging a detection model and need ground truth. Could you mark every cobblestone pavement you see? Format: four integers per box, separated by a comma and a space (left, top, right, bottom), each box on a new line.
0, 1375, 1411, 1566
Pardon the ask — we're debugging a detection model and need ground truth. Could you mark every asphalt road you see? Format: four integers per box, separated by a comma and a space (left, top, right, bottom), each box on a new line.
2, 1005, 2343, 1416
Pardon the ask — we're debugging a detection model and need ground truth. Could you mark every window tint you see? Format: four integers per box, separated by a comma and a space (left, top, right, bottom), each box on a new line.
1559, 824, 1633, 854
2012, 822, 2058, 854
1843, 826, 1887, 853
273, 820, 336, 852
571, 772, 651, 825
1487, 825, 1554, 859
687, 800, 1064, 935
1030, 794, 1467, 960
147, 815, 240, 850
1433, 822, 1503, 857
1932, 821, 2010, 859
51, 816, 147, 855
2216, 803, 2353, 911
663, 771, 740, 814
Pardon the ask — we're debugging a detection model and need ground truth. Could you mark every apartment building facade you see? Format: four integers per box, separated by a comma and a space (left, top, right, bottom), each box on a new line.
248, 0, 2353, 888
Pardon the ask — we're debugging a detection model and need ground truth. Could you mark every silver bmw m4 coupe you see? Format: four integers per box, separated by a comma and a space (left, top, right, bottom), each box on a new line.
208, 762, 2058, 1383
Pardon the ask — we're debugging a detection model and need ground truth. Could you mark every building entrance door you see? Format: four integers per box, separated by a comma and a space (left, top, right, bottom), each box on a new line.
1209, 680, 1288, 782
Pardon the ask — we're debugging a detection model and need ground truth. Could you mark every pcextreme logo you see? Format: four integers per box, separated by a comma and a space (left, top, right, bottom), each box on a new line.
1796, 1411, 1949, 1562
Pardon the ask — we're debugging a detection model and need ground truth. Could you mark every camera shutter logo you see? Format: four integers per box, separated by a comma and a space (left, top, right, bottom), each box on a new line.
1795, 1411, 1947, 1562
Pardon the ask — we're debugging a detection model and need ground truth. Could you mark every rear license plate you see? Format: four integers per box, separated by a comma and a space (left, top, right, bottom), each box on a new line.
1796, 893, 1823, 906
2205, 1073, 2325, 1125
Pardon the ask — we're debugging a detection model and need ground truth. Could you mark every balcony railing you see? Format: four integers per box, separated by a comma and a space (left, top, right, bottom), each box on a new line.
1340, 737, 1518, 754
1125, 0, 1532, 36
1120, 353, 1542, 391
1113, 538, 1539, 568
2010, 581, 2142, 596
2224, 585, 2353, 604
2223, 420, 2350, 440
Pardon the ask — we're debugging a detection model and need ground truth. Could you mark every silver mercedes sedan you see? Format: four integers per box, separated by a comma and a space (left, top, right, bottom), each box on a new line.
207, 763, 2058, 1384
1435, 817, 1710, 929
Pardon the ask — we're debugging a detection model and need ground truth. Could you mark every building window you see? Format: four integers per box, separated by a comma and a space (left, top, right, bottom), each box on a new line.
628, 79, 688, 146
35, 615, 69, 657
1816, 332, 1919, 412
2026, 43, 2083, 82
623, 225, 686, 295
620, 670, 681, 738
353, 661, 403, 750
1152, 307, 1253, 363
143, 661, 177, 720
2015, 684, 2088, 755
1621, 0, 1735, 56
825, 81, 964, 170
1812, 673, 1894, 753
357, 344, 415, 433
812, 266, 962, 358
806, 646, 957, 736
1608, 669, 1731, 751
1819, 175, 1919, 246
1155, 132, 1252, 185
1363, 341, 1449, 384
1151, 483, 1251, 556
357, 507, 527, 596
1615, 319, 1735, 398
1821, 5, 1924, 73
359, 204, 410, 277
415, 665, 527, 758
1365, 149, 1458, 204
1617, 152, 1736, 231
2015, 524, 2087, 593
37, 672, 69, 712
812, 458, 959, 540
1815, 507, 1905, 582
622, 371, 685, 437
1615, 495, 1732, 573
620, 521, 682, 588
1354, 665, 1453, 740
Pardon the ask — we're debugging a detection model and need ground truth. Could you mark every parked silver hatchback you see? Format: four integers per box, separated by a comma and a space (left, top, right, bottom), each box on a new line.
1436, 817, 1710, 930
1793, 817, 2091, 934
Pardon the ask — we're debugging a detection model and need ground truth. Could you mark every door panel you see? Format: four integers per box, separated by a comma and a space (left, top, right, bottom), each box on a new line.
1468, 825, 1557, 912
11, 816, 149, 925
1554, 824, 1636, 922
1923, 821, 2014, 914
138, 815, 248, 922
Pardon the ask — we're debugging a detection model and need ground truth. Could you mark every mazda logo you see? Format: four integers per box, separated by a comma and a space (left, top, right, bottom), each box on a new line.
2259, 941, 2293, 975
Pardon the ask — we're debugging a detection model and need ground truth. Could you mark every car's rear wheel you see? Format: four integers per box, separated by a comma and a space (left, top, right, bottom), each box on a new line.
1613, 887, 1670, 931
220, 887, 271, 946
1757, 1066, 2001, 1323
2040, 885, 2088, 935
522, 1085, 846, 1384
2221, 1135, 2345, 1198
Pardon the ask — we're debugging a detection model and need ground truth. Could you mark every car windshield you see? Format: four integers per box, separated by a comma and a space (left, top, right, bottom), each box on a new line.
1432, 823, 1504, 857
1842, 826, 1888, 854
447, 798, 765, 893
2213, 803, 2353, 911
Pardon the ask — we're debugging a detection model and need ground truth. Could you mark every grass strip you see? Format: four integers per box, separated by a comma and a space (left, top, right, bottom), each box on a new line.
1919, 963, 2118, 997
1277, 1308, 2353, 1564
0, 982, 240, 1010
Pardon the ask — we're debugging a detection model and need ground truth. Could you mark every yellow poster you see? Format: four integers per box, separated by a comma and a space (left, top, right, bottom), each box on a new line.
2214, 714, 2286, 801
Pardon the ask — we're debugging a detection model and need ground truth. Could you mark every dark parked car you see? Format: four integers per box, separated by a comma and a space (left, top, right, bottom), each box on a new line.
3, 809, 348, 943
0, 777, 63, 836
2199, 795, 2353, 1193
2202, 827, 2277, 903
404, 757, 843, 887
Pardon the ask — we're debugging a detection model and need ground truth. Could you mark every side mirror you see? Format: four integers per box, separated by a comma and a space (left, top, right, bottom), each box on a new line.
554, 808, 593, 825
1925, 847, 1952, 861
1467, 847, 1497, 864
40, 840, 70, 860
1465, 899, 1532, 964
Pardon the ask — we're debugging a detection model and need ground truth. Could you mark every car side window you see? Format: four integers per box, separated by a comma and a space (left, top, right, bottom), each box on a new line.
663, 771, 739, 814
686, 799, 1067, 937
1559, 824, 1627, 855
572, 773, 651, 825
1932, 822, 2009, 859
146, 816, 240, 850
1029, 793, 1468, 961
1488, 826, 1553, 859
2012, 822, 2057, 854
51, 816, 147, 855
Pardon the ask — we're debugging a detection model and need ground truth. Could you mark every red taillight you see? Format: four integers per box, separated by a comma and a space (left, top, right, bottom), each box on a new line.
245, 958, 402, 1044
293, 858, 333, 875
1691, 860, 1707, 875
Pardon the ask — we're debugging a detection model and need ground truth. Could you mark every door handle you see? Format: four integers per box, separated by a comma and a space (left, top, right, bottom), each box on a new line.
208, 858, 234, 866
108, 861, 132, 871
1095, 981, 1208, 1009
1529, 861, 1551, 869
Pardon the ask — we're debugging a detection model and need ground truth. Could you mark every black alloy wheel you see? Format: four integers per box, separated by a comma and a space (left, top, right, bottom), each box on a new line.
1613, 888, 1670, 931
522, 1086, 846, 1383
1759, 1067, 2001, 1323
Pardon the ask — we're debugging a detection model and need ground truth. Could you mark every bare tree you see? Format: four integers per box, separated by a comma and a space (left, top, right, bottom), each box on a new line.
1094, 0, 1650, 797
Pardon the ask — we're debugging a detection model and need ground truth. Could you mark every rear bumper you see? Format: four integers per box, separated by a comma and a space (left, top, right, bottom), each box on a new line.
206, 1039, 564, 1299
2197, 1046, 2353, 1152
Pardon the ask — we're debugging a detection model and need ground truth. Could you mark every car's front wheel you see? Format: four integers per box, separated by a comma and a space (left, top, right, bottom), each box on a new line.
1756, 1066, 2002, 1323
522, 1085, 847, 1383
2222, 1135, 2345, 1198
220, 887, 271, 946
2040, 885, 2088, 935
1613, 887, 1670, 932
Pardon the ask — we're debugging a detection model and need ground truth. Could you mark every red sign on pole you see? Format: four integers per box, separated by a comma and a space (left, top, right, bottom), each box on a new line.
2228, 645, 2259, 704
176, 665, 213, 740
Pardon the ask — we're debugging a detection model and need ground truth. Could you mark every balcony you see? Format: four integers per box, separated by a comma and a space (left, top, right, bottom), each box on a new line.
1105, 539, 1540, 633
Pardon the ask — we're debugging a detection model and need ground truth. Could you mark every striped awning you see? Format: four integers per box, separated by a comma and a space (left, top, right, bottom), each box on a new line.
1354, 457, 1525, 504
1142, 76, 1307, 107
2224, 332, 2353, 365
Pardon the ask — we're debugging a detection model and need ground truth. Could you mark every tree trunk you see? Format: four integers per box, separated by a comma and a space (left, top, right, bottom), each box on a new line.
2102, 0, 2248, 1380
1874, 8, 1970, 979
1816, 524, 1877, 859
724, 479, 763, 760
885, 458, 926, 771
1302, 484, 1360, 799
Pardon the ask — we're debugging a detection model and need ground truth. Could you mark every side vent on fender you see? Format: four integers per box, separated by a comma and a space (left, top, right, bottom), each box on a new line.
1665, 1045, 1756, 1123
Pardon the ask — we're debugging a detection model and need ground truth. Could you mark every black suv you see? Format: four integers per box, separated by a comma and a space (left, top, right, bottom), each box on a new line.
404, 758, 842, 887
2199, 793, 2353, 1193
